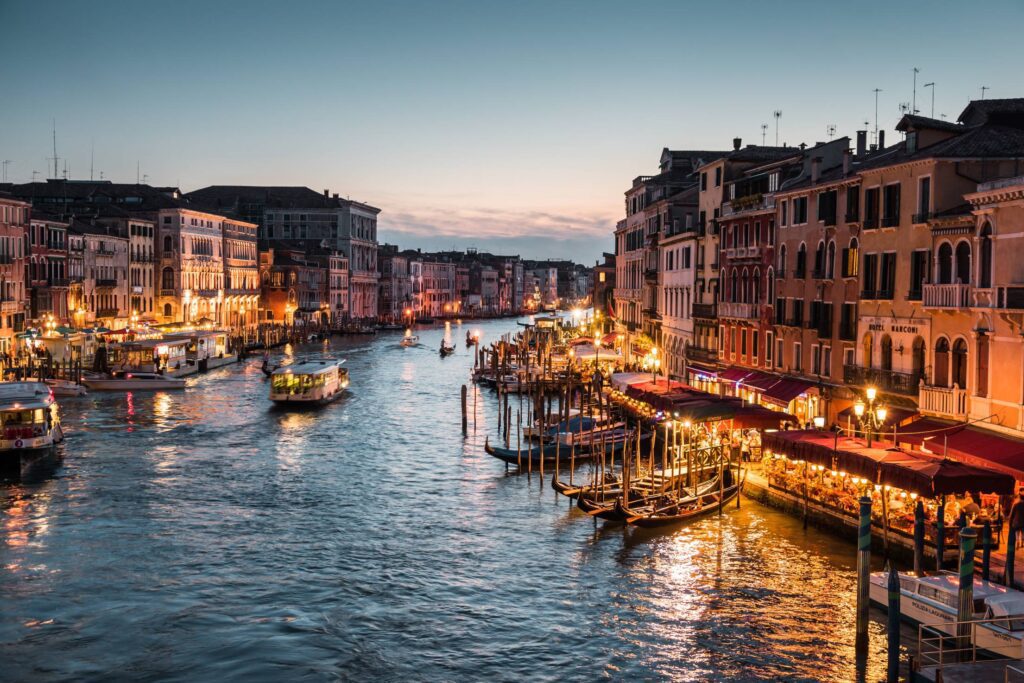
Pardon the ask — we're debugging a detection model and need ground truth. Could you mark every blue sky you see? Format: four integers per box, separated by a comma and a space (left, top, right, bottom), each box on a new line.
2, 0, 1022, 261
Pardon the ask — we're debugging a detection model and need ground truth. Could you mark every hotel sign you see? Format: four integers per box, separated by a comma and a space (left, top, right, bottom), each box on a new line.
867, 323, 920, 334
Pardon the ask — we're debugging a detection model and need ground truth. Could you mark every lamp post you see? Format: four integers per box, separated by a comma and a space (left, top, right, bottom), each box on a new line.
853, 386, 888, 447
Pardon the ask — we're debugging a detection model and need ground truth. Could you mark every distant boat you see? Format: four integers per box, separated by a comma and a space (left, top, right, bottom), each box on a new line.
44, 378, 87, 397
439, 343, 455, 358
83, 372, 186, 391
400, 335, 419, 348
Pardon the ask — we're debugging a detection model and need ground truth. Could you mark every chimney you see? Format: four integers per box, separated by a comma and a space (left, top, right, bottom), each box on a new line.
842, 148, 852, 176
323, 189, 329, 197
811, 157, 822, 184
878, 130, 885, 149
856, 130, 867, 156
732, 137, 742, 151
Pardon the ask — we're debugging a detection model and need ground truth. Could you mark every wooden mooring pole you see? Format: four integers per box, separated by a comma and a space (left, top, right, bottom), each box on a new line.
855, 495, 871, 656
460, 384, 468, 436
886, 564, 901, 683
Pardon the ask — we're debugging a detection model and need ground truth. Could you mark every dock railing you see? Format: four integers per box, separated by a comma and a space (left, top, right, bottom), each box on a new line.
1008, 664, 1024, 682
917, 617, 1021, 677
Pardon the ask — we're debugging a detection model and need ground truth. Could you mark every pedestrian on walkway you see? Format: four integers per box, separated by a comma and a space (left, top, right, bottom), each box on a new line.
1008, 490, 1024, 549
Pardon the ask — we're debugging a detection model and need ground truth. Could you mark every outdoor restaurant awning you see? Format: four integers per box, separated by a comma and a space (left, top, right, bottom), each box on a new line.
890, 418, 1024, 480
719, 367, 754, 382
762, 429, 1015, 497
760, 378, 814, 406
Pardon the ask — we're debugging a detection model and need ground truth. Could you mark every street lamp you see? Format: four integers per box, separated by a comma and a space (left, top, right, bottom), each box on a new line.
853, 386, 887, 447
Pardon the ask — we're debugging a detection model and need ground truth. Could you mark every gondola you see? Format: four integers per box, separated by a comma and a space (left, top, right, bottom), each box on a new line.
439, 344, 456, 357
618, 471, 745, 528
552, 471, 617, 498
483, 433, 641, 467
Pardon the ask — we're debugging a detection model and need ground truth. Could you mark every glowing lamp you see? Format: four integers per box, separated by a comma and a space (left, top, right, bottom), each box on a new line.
812, 415, 825, 429
853, 400, 865, 418
875, 406, 888, 423
866, 387, 877, 402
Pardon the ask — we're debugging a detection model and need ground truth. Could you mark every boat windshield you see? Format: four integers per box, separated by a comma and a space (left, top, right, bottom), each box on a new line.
1, 408, 47, 439
272, 373, 328, 394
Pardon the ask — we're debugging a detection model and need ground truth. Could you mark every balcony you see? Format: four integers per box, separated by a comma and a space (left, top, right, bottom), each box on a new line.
881, 215, 900, 228
160, 288, 176, 297
718, 301, 758, 319
919, 383, 968, 419
47, 278, 70, 287
922, 283, 971, 309
96, 278, 118, 288
843, 365, 921, 396
686, 345, 719, 364
724, 245, 762, 260
96, 247, 116, 256
96, 308, 119, 318
913, 211, 931, 224
722, 194, 776, 217
863, 217, 879, 229
692, 303, 717, 319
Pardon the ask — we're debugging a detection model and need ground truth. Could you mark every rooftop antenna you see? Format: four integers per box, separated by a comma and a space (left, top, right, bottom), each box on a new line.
62, 159, 68, 180
47, 119, 60, 180
142, 174, 149, 184
981, 86, 990, 100
912, 67, 920, 114
136, 161, 140, 184
90, 138, 95, 181
873, 88, 882, 146
923, 82, 935, 118
31, 170, 39, 182
760, 123, 768, 146
773, 110, 782, 146
100, 171, 105, 180
826, 124, 836, 140
1, 161, 10, 183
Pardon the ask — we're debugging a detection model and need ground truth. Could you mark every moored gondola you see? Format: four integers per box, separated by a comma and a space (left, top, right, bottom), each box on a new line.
618, 471, 745, 528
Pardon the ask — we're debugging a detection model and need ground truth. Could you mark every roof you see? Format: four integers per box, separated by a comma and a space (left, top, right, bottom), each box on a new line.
958, 98, 1024, 128
2, 180, 197, 212
856, 124, 1024, 173
0, 382, 54, 408
185, 185, 381, 214
896, 114, 965, 134
272, 360, 345, 376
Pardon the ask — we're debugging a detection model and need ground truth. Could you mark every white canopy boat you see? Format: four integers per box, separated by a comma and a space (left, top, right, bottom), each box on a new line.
870, 570, 1024, 658
0, 382, 64, 464
82, 372, 186, 391
270, 360, 349, 405
44, 378, 88, 397
400, 334, 419, 347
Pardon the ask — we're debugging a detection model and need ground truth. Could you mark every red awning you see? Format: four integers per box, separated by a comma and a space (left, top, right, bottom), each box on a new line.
720, 367, 754, 382
891, 418, 1024, 480
568, 337, 593, 346
600, 333, 619, 345
761, 378, 814, 406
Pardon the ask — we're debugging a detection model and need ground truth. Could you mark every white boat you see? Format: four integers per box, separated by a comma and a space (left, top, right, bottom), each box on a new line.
270, 360, 349, 405
44, 378, 88, 397
0, 382, 65, 464
82, 372, 186, 391
870, 570, 1024, 658
400, 334, 419, 347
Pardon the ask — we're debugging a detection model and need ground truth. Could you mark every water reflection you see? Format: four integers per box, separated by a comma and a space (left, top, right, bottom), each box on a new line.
0, 318, 901, 681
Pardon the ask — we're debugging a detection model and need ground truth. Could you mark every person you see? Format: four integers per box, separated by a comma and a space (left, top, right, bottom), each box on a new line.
961, 493, 981, 518
1009, 490, 1024, 549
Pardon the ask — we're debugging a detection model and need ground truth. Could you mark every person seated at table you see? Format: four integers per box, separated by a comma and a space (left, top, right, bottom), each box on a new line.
961, 493, 981, 519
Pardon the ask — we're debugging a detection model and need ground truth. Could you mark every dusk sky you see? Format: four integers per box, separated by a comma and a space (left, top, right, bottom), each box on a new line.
3, 0, 1022, 262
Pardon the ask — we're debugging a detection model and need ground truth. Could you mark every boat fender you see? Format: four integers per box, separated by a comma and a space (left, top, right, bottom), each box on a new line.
14, 439, 23, 448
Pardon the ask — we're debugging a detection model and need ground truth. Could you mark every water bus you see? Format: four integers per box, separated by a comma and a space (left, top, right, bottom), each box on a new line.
82, 371, 186, 391
0, 382, 65, 469
270, 360, 349, 405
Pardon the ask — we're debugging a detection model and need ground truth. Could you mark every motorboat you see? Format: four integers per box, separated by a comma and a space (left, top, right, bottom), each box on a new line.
0, 382, 64, 465
400, 332, 419, 347
82, 372, 186, 391
869, 570, 1024, 658
270, 360, 349, 405
44, 378, 88, 397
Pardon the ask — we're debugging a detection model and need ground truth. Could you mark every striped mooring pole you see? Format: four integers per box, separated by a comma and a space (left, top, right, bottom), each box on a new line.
982, 521, 992, 581
886, 564, 901, 683
936, 499, 946, 572
957, 527, 977, 657
1008, 527, 1017, 589
856, 495, 872, 655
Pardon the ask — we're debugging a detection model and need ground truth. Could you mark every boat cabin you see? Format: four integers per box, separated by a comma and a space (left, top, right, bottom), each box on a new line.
910, 573, 1007, 615
985, 594, 1024, 631
166, 330, 231, 362
0, 382, 61, 449
110, 339, 190, 374
270, 361, 349, 403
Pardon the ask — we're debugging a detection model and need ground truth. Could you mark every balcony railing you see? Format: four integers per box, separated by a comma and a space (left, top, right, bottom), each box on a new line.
881, 215, 900, 228
922, 283, 971, 309
718, 301, 758, 319
686, 346, 719, 364
47, 278, 70, 287
863, 217, 879, 229
96, 248, 116, 256
721, 194, 776, 217
160, 288, 177, 296
843, 365, 921, 396
96, 278, 118, 287
919, 383, 968, 419
692, 303, 717, 319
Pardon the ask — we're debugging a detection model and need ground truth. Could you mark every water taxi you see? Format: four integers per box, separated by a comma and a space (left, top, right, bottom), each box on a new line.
400, 332, 419, 347
270, 360, 349, 405
44, 378, 87, 397
0, 382, 64, 467
82, 371, 186, 391
870, 570, 1024, 658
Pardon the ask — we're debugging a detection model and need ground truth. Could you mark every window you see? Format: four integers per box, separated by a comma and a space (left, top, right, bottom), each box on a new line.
846, 186, 860, 221
817, 190, 837, 225
844, 348, 855, 367
909, 250, 929, 300
778, 244, 787, 275
917, 177, 931, 220
879, 253, 897, 299
823, 346, 832, 377
862, 254, 878, 298
793, 342, 803, 371
776, 338, 784, 368
766, 331, 774, 364
793, 197, 808, 224
842, 238, 859, 278
882, 183, 901, 227
701, 172, 708, 191
752, 330, 759, 359
741, 328, 748, 356
795, 243, 807, 278
980, 223, 993, 288
714, 167, 722, 187
781, 200, 788, 227
769, 172, 780, 193
826, 241, 836, 279
864, 187, 880, 227
812, 344, 821, 375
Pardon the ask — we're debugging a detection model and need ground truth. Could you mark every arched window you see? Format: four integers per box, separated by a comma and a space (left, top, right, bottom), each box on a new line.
847, 238, 859, 277
797, 243, 807, 277
934, 338, 950, 387
955, 241, 971, 284
863, 333, 873, 369
161, 267, 174, 290
938, 243, 953, 284
814, 241, 825, 276
880, 334, 893, 372
766, 267, 775, 303
753, 268, 761, 304
778, 244, 787, 274
826, 240, 836, 279
163, 303, 172, 318
742, 268, 750, 303
743, 223, 750, 247
163, 235, 172, 253
952, 338, 968, 388
912, 336, 925, 380
980, 223, 993, 288
731, 269, 738, 302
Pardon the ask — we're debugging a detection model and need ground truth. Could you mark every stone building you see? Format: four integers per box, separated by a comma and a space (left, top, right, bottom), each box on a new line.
27, 212, 69, 322
0, 194, 29, 352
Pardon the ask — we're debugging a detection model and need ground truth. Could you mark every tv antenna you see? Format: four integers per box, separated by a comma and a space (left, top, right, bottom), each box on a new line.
47, 119, 60, 180
981, 86, 990, 100
773, 110, 782, 146
826, 124, 836, 140
1, 161, 10, 183
912, 67, 920, 114
31, 170, 39, 182
760, 123, 768, 146
873, 88, 882, 145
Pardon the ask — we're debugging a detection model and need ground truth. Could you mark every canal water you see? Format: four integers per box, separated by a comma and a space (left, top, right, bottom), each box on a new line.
2, 318, 906, 681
